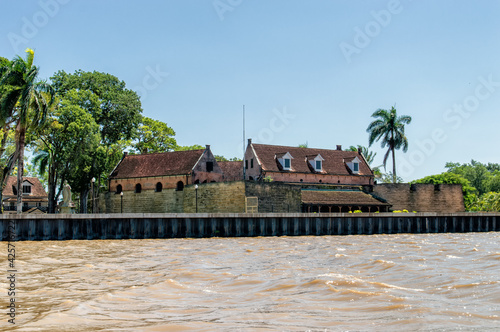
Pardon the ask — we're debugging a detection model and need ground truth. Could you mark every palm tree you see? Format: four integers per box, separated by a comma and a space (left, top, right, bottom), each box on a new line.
366, 106, 411, 183
0, 49, 54, 213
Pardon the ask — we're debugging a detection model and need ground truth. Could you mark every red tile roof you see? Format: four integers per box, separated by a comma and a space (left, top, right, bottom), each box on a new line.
110, 150, 205, 179
218, 161, 243, 181
3, 176, 47, 197
251, 144, 373, 176
302, 190, 389, 206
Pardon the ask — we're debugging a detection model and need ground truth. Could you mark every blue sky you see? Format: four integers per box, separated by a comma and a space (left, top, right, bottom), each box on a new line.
1, 0, 500, 181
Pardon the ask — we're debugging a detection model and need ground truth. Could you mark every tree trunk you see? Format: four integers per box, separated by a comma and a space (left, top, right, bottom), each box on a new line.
391, 148, 396, 183
16, 125, 25, 214
48, 167, 56, 213
80, 188, 89, 214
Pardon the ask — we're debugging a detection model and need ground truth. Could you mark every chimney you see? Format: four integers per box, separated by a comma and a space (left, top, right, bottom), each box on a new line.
336, 145, 342, 151
248, 138, 252, 145
357, 147, 362, 155
205, 144, 210, 150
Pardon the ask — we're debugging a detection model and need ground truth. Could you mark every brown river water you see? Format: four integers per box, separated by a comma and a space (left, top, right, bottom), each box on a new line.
1, 233, 499, 331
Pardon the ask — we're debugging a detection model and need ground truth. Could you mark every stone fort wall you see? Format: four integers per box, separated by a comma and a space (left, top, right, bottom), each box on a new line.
104, 182, 465, 214
372, 183, 465, 213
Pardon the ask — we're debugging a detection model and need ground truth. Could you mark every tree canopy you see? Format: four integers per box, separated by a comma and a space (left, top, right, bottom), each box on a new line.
132, 116, 177, 154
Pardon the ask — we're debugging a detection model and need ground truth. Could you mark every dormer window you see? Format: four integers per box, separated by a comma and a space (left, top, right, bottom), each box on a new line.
308, 154, 324, 172
22, 181, 32, 195
277, 152, 294, 170
347, 156, 362, 174
23, 185, 31, 194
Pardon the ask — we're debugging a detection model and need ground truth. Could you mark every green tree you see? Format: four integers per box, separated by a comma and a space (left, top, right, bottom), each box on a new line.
298, 142, 308, 148
0, 49, 54, 213
379, 172, 404, 184
132, 116, 177, 154
469, 192, 500, 212
51, 70, 142, 213
445, 160, 500, 196
175, 144, 204, 151
367, 106, 411, 183
33, 102, 100, 213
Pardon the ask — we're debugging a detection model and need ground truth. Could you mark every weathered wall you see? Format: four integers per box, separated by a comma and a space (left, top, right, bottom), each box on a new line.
2, 213, 498, 241
372, 183, 465, 212
192, 145, 224, 183
263, 172, 372, 186
183, 181, 246, 213
245, 182, 302, 212
105, 181, 300, 214
105, 189, 184, 214
109, 174, 190, 193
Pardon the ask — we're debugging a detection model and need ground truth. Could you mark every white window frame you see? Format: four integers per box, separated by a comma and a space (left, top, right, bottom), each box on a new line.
308, 154, 324, 172
347, 156, 361, 174
278, 152, 294, 170
22, 181, 32, 196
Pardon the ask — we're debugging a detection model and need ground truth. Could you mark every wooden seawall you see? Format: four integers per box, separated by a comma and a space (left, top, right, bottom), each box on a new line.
1, 213, 498, 241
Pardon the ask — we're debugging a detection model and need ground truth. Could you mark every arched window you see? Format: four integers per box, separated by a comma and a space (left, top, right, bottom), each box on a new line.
116, 184, 123, 194
155, 182, 163, 192
135, 183, 142, 193
176, 181, 184, 191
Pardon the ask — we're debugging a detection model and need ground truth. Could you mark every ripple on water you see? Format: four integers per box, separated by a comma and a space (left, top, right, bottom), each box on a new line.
5, 233, 500, 331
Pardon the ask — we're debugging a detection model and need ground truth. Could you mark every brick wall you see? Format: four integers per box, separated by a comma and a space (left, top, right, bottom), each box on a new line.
263, 172, 372, 186
109, 174, 190, 193
105, 189, 184, 213
372, 183, 465, 212
245, 182, 302, 213
183, 181, 246, 213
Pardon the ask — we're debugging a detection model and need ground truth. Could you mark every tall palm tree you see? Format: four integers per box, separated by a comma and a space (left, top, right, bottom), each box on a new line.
366, 106, 411, 183
0, 49, 54, 213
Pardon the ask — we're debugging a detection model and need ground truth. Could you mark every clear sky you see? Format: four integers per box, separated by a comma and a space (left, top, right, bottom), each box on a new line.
1, 0, 500, 181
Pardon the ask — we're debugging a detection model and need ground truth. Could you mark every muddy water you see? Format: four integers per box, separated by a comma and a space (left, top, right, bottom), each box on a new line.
1, 233, 499, 331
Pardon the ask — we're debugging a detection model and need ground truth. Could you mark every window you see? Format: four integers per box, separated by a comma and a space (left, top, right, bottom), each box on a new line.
116, 184, 123, 194
23, 185, 31, 194
277, 152, 293, 170
245, 160, 248, 169
176, 181, 184, 191
12, 186, 17, 196
206, 161, 214, 172
353, 162, 359, 172
155, 182, 163, 192
135, 184, 142, 193
251, 158, 254, 168
284, 158, 291, 169
315, 160, 322, 171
